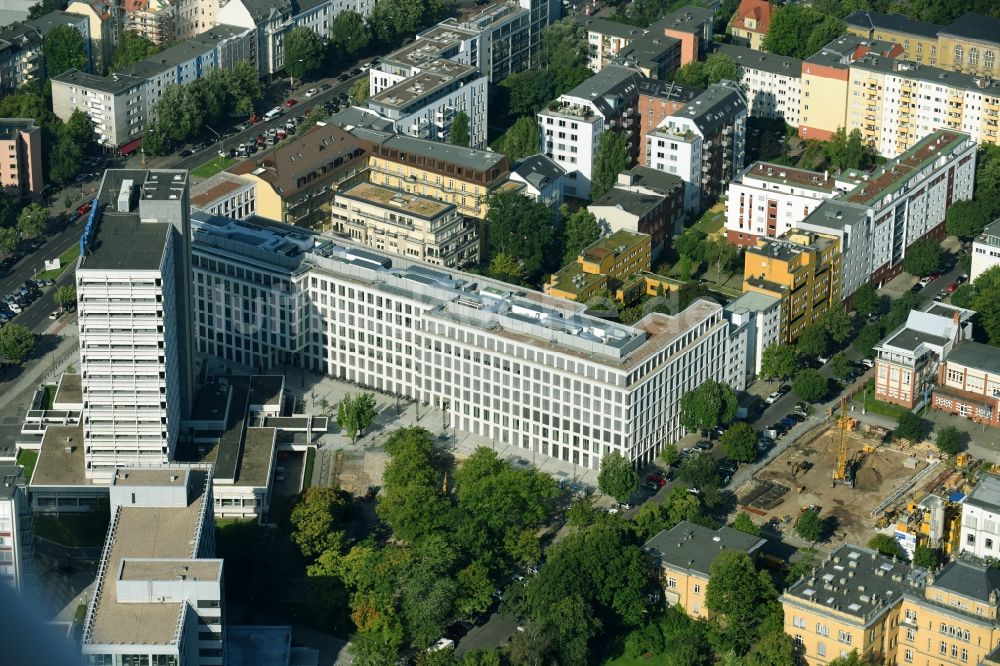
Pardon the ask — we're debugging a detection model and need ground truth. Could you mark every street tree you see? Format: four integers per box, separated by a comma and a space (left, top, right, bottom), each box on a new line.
827, 652, 867, 666
946, 200, 988, 240
591, 131, 629, 200
794, 508, 823, 543
16, 203, 47, 239
853, 322, 883, 356
821, 307, 854, 344
830, 352, 853, 380
796, 324, 830, 359
0, 324, 36, 363
631, 487, 703, 540
678, 452, 720, 492
851, 283, 880, 318
449, 111, 470, 147
500, 116, 540, 161
0, 228, 18, 258
562, 208, 601, 265
597, 451, 639, 503
868, 534, 904, 559
680, 380, 738, 432
350, 76, 370, 104
43, 25, 88, 81
154, 84, 203, 142
329, 11, 371, 56
566, 494, 598, 528
894, 411, 928, 443
283, 27, 325, 81
951, 284, 974, 309
933, 425, 962, 455
111, 30, 159, 72
705, 550, 778, 654
337, 392, 377, 443
732, 512, 760, 536
793, 368, 827, 403
659, 443, 679, 467
759, 343, 798, 381
221, 61, 264, 117
455, 561, 494, 619
63, 108, 95, 148
904, 237, 941, 277
720, 422, 757, 463
141, 123, 168, 157
54, 285, 77, 310
290, 486, 349, 559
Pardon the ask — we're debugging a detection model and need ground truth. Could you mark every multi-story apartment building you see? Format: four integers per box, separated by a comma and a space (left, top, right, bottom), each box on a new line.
645, 80, 747, 213
872, 302, 971, 408
636, 79, 699, 164
190, 172, 257, 220
351, 127, 510, 220
545, 229, 651, 302
0, 119, 43, 199
172, 0, 219, 40
460, 3, 530, 81
370, 23, 481, 94
798, 130, 975, 301
587, 180, 681, 254
723, 289, 782, 377
645, 520, 766, 618
583, 17, 654, 73
191, 215, 733, 468
845, 11, 941, 66
508, 154, 566, 209
75, 170, 195, 481
847, 55, 1000, 156
538, 64, 642, 199
51, 24, 254, 150
365, 59, 489, 148
67, 0, 116, 74
26, 9, 94, 69
0, 22, 44, 93
216, 0, 352, 78
123, 0, 175, 45
331, 181, 479, 268
710, 43, 802, 127
0, 465, 32, 594
782, 544, 929, 665
971, 218, 1000, 282
657, 5, 714, 67
799, 35, 902, 141
231, 122, 369, 230
727, 0, 772, 51
935, 13, 1000, 78
80, 465, 225, 666
725, 162, 857, 246
932, 339, 1000, 428
743, 229, 841, 343
959, 475, 1000, 559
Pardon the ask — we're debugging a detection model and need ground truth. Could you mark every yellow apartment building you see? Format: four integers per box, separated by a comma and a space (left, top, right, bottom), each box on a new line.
936, 14, 1000, 78
643, 520, 766, 619
844, 11, 941, 66
545, 230, 651, 303
743, 229, 841, 343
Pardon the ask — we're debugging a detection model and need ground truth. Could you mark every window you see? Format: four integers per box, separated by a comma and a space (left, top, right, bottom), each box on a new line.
970, 48, 980, 67
817, 642, 826, 657
987, 538, 994, 550
940, 641, 948, 655
667, 577, 677, 588
906, 628, 915, 641
968, 534, 976, 544
955, 45, 964, 65
838, 631, 852, 644
693, 584, 701, 594
793, 616, 806, 629
904, 649, 913, 662
987, 51, 995, 71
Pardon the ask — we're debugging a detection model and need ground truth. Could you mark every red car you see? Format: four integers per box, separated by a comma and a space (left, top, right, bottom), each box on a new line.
284, 98, 298, 107
76, 202, 91, 216
646, 473, 666, 487
946, 282, 958, 293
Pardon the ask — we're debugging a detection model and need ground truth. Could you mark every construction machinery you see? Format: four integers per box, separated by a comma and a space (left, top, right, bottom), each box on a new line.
833, 398, 852, 486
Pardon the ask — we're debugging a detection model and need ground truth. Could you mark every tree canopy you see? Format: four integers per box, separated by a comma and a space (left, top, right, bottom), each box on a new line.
760, 343, 798, 381
337, 392, 377, 443
329, 11, 371, 56
562, 208, 602, 265
597, 451, 638, 503
868, 534, 904, 559
796, 324, 830, 359
794, 508, 823, 542
793, 368, 827, 403
111, 31, 159, 72
284, 27, 325, 80
934, 425, 963, 455
720, 422, 757, 463
449, 111, 470, 147
0, 324, 36, 363
591, 131, 629, 200
894, 411, 929, 443
483, 190, 558, 284
903, 237, 941, 277
680, 381, 739, 432
705, 550, 778, 654
764, 5, 845, 59
851, 283, 880, 318
500, 115, 540, 162
290, 486, 349, 559
43, 24, 87, 82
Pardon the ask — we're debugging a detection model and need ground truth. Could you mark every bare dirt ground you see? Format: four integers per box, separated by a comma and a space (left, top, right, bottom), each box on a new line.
738, 425, 927, 545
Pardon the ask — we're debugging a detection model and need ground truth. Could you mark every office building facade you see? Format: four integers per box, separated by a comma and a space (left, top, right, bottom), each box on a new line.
0, 465, 32, 594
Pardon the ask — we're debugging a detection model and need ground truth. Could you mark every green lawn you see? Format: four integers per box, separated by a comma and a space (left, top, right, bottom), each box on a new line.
34, 511, 109, 548
689, 204, 726, 237
191, 156, 238, 179
16, 449, 37, 481
41, 384, 56, 410
36, 245, 81, 281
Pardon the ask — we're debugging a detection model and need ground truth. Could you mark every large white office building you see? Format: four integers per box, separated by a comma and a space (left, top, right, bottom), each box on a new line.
0, 465, 32, 594
76, 170, 196, 481
960, 474, 1000, 560
192, 215, 731, 468
80, 465, 224, 666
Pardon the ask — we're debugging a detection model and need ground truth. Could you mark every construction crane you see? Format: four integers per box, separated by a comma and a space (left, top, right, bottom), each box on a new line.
833, 398, 850, 486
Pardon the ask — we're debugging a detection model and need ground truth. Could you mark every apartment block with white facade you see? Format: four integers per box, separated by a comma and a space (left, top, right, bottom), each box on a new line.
971, 218, 1000, 282
0, 465, 32, 594
190, 172, 257, 220
645, 80, 747, 213
80, 466, 224, 666
723, 290, 782, 378
710, 43, 802, 127
370, 23, 482, 95
365, 59, 489, 148
960, 475, 1000, 560
848, 54, 1000, 156
51, 24, 254, 150
192, 217, 732, 469
538, 65, 642, 199
724, 162, 858, 246
76, 170, 195, 481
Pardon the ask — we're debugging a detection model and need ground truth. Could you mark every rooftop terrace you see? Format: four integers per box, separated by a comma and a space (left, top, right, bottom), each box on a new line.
340, 182, 453, 219
743, 162, 840, 193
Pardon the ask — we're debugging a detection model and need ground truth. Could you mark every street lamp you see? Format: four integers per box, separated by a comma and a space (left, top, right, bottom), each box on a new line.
289, 59, 304, 93
205, 125, 225, 166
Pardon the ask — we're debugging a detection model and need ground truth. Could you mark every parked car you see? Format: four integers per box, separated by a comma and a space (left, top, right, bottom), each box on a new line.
305, 87, 319, 98
350, 68, 362, 76
919, 276, 933, 287
859, 358, 874, 369
642, 480, 660, 492
765, 391, 782, 405
646, 473, 666, 487
284, 98, 298, 107
319, 83, 332, 91
946, 281, 959, 293
911, 282, 924, 293
694, 440, 712, 451
710, 425, 725, 439
338, 73, 350, 82
817, 354, 831, 364
77, 202, 92, 216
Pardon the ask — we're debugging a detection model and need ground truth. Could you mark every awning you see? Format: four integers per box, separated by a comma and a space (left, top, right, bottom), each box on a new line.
118, 138, 142, 155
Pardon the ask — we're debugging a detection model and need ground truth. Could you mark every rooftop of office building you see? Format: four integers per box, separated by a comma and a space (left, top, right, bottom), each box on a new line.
52, 68, 144, 95
29, 424, 87, 487
382, 23, 479, 70
356, 128, 508, 175
644, 520, 767, 577
581, 230, 647, 263
783, 544, 928, 621
800, 199, 869, 232
84, 468, 212, 648
874, 303, 968, 356
878, 327, 951, 354
850, 53, 1000, 96
111, 468, 190, 487
724, 290, 781, 315
741, 162, 841, 193
747, 231, 837, 263
844, 10, 941, 39
710, 42, 803, 77
929, 556, 1000, 605
0, 118, 37, 139
368, 59, 479, 111
339, 182, 454, 220
118, 558, 222, 582
963, 474, 1000, 513
842, 130, 969, 206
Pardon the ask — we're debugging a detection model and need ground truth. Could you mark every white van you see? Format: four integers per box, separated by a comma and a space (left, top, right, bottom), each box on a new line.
263, 107, 282, 122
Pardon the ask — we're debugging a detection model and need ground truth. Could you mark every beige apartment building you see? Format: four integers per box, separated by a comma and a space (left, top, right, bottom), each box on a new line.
0, 118, 42, 199
935, 14, 1000, 78
331, 181, 479, 268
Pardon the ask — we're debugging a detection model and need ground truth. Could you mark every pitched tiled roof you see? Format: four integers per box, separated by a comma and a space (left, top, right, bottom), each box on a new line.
730, 0, 772, 35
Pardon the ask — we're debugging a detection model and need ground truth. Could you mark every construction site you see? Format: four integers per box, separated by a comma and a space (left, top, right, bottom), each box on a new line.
736, 407, 958, 547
